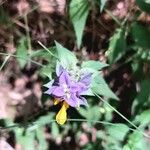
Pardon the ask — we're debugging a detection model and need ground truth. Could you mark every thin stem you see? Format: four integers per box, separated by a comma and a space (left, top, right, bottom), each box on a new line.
0, 118, 148, 138
94, 92, 150, 139
37, 41, 59, 59
104, 9, 122, 26
0, 54, 11, 71
0, 52, 44, 67
24, 14, 32, 53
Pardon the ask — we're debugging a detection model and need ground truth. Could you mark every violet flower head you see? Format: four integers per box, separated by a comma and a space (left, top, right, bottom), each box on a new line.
46, 66, 92, 107
45, 65, 92, 124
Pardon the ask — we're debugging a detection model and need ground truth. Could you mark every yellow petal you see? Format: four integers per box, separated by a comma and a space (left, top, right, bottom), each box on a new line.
54, 98, 60, 105
56, 103, 67, 125
63, 101, 69, 109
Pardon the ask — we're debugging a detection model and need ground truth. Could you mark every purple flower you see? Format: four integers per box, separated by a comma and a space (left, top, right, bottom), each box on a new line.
45, 66, 92, 107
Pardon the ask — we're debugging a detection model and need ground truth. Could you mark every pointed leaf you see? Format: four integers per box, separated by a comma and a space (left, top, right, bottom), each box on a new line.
70, 0, 89, 48
92, 75, 118, 100
55, 41, 78, 68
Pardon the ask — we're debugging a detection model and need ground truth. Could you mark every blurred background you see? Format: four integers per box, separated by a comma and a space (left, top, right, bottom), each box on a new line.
0, 0, 150, 149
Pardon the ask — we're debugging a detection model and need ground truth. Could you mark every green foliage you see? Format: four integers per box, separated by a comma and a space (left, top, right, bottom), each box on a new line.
100, 0, 107, 12
81, 60, 108, 71
123, 132, 150, 150
106, 124, 129, 141
79, 106, 101, 122
106, 28, 127, 64
91, 74, 119, 100
16, 38, 28, 68
55, 41, 78, 68
132, 78, 150, 114
15, 128, 35, 150
1, 1, 150, 149
136, 0, 150, 13
134, 109, 150, 127
70, 0, 89, 48
36, 128, 48, 150
131, 22, 150, 48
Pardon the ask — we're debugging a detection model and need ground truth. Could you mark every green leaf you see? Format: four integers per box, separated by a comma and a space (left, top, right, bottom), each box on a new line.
106, 123, 129, 141
131, 22, 150, 48
30, 47, 57, 62
134, 110, 150, 127
15, 128, 35, 150
100, 0, 107, 12
132, 78, 150, 114
82, 60, 108, 71
79, 106, 101, 122
16, 38, 28, 68
106, 28, 127, 64
91, 75, 119, 100
51, 122, 59, 138
36, 128, 48, 150
145, 0, 150, 4
70, 0, 89, 48
55, 41, 78, 69
39, 64, 55, 79
136, 0, 150, 13
123, 132, 150, 150
36, 113, 55, 126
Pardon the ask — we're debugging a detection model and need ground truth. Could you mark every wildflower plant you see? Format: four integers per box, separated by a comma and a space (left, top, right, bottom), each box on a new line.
44, 41, 118, 125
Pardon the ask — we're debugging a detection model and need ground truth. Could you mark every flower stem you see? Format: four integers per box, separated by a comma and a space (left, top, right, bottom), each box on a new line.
94, 92, 150, 139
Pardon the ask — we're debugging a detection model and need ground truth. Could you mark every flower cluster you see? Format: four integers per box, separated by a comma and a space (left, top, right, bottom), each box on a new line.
45, 64, 92, 125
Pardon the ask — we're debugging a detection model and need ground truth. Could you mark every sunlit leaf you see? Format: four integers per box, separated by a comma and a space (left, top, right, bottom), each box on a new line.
70, 0, 89, 48
55, 41, 78, 68
91, 75, 119, 100
82, 60, 108, 71
106, 123, 129, 141
100, 0, 107, 12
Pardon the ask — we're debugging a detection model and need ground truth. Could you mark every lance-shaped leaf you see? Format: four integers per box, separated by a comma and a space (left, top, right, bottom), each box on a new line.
70, 0, 89, 48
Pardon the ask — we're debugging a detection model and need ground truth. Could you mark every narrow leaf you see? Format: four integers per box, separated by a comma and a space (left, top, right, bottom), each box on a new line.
70, 0, 89, 48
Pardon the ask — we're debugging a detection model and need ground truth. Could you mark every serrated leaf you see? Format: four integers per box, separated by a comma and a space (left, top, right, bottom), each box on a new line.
106, 28, 127, 64
70, 0, 89, 48
106, 123, 129, 141
16, 38, 28, 68
55, 41, 78, 69
91, 75, 118, 100
82, 60, 108, 71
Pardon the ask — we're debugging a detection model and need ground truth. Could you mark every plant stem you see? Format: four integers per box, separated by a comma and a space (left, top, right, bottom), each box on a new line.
37, 41, 59, 59
94, 92, 150, 139
0, 54, 11, 71
24, 13, 32, 54
0, 52, 44, 67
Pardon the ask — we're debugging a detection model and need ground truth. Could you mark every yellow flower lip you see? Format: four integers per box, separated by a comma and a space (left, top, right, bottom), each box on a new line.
56, 101, 69, 125
54, 98, 60, 105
